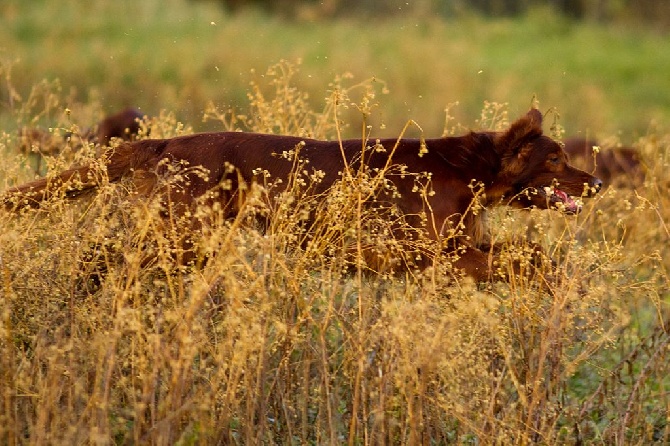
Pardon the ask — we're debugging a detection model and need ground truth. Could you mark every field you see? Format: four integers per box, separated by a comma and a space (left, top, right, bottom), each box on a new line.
1, 0, 670, 444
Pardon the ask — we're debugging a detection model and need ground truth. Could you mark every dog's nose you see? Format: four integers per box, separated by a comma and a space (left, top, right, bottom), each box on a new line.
590, 177, 603, 194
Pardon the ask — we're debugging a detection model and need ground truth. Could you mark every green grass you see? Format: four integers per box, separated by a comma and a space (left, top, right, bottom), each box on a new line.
1, 1, 670, 139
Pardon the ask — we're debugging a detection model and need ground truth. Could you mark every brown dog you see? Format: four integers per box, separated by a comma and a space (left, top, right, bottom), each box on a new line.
562, 137, 643, 186
4, 109, 602, 281
19, 107, 146, 160
95, 107, 146, 146
58, 107, 145, 147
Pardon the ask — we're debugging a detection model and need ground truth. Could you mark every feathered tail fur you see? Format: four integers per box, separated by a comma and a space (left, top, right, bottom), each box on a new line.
3, 143, 140, 211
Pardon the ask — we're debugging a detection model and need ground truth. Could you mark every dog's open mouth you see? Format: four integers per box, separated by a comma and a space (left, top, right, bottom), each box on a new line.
543, 187, 581, 214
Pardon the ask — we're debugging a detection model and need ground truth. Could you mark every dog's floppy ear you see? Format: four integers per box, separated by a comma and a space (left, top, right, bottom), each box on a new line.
495, 108, 544, 157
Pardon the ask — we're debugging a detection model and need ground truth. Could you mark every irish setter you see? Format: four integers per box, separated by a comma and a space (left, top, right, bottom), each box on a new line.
562, 137, 643, 186
4, 109, 602, 281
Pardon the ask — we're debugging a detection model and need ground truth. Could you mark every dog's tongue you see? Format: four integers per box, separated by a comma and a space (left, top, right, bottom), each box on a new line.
554, 189, 580, 213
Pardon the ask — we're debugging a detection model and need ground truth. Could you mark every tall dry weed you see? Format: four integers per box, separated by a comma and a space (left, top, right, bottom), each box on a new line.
1, 61, 669, 445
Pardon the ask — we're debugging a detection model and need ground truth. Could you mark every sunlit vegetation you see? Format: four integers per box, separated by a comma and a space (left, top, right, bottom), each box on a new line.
1, 1, 670, 443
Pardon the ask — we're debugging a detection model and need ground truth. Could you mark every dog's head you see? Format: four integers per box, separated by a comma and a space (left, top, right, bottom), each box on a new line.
494, 109, 602, 214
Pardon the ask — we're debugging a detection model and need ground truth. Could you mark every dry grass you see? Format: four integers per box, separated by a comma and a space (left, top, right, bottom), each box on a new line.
1, 61, 669, 445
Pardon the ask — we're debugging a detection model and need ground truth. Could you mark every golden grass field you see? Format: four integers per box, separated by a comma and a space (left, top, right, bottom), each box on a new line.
0, 59, 669, 444
1, 1, 670, 444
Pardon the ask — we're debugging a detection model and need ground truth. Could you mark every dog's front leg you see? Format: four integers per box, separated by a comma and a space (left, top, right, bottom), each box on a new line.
478, 241, 557, 283
448, 240, 556, 283
449, 244, 497, 282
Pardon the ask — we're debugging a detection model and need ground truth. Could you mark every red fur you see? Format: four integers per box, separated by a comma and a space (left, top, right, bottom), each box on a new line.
4, 109, 602, 281
96, 108, 145, 145
562, 137, 643, 186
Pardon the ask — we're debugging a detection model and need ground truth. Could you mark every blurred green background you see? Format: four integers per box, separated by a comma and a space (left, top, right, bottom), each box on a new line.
1, 0, 669, 140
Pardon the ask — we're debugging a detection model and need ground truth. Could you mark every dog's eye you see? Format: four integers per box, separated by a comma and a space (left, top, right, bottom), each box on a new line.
549, 155, 561, 164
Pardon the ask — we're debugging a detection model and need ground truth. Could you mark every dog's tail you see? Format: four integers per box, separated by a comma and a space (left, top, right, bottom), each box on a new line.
3, 142, 141, 211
